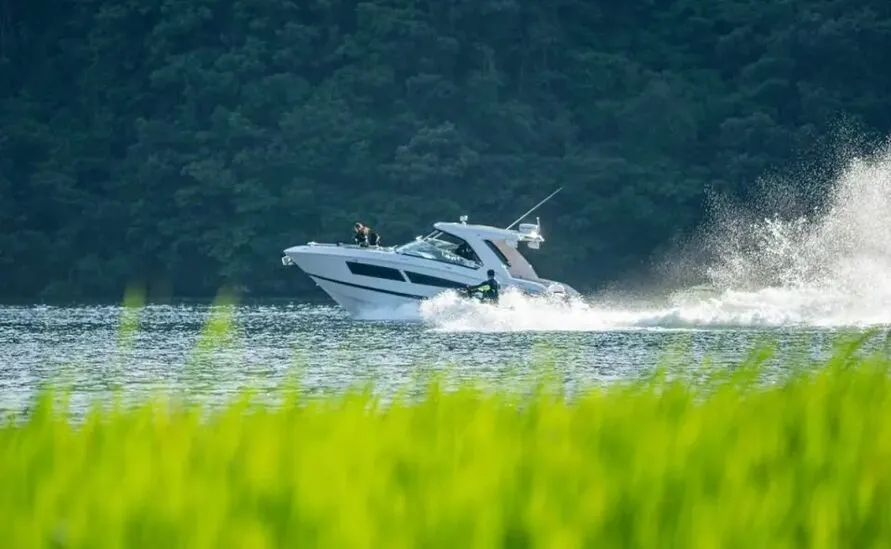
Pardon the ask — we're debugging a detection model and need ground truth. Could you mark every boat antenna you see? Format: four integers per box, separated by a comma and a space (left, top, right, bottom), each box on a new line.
505, 186, 563, 230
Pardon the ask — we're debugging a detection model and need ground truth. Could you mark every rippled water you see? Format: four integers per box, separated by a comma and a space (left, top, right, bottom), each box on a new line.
6, 141, 891, 415
0, 302, 869, 416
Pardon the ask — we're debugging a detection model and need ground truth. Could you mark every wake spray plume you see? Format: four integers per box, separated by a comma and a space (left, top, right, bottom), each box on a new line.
389, 138, 891, 331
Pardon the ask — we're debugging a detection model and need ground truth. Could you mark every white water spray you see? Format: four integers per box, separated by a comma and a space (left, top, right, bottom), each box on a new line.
395, 144, 891, 331
693, 143, 891, 327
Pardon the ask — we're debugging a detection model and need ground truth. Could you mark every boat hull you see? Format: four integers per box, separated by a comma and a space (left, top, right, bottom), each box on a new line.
283, 244, 483, 316
308, 274, 424, 315
282, 243, 580, 316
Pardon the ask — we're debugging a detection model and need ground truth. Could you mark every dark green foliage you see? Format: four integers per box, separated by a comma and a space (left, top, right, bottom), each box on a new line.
1, 0, 889, 301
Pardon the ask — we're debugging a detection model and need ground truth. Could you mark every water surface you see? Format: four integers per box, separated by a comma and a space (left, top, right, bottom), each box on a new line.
0, 301, 868, 415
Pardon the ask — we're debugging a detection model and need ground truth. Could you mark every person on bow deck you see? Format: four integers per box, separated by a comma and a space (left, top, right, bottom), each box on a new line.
354, 222, 367, 246
366, 225, 381, 246
466, 269, 500, 304
354, 222, 381, 247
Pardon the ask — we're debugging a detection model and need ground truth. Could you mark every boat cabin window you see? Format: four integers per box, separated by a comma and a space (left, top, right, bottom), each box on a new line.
484, 240, 511, 267
486, 239, 540, 280
395, 231, 481, 268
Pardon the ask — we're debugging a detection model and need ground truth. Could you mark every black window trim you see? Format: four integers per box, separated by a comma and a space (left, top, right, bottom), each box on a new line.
345, 261, 406, 281
404, 271, 467, 289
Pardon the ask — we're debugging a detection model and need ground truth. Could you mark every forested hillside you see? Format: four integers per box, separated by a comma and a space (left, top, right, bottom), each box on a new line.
1, 0, 889, 301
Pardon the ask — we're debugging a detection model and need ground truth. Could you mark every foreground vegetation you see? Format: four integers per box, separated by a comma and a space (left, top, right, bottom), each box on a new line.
3, 331, 891, 547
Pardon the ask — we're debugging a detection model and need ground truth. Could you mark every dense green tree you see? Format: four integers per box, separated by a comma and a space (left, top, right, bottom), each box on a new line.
0, 0, 889, 301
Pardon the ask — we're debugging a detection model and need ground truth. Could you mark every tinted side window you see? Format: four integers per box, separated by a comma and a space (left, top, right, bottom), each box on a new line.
484, 240, 511, 267
404, 271, 466, 288
346, 261, 406, 281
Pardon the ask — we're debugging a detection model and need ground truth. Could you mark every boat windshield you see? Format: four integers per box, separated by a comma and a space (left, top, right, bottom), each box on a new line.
395, 231, 481, 268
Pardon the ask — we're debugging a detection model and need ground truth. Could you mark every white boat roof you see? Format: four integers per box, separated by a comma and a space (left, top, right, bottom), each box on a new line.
433, 221, 535, 242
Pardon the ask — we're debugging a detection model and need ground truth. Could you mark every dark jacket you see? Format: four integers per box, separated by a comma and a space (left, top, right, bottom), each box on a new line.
366, 228, 380, 246
355, 228, 380, 247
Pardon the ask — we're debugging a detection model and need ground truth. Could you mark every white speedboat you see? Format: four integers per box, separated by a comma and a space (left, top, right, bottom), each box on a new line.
280, 191, 580, 316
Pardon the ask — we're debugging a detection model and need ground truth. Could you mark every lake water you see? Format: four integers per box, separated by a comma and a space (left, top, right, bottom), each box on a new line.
1, 288, 884, 416
7, 147, 891, 415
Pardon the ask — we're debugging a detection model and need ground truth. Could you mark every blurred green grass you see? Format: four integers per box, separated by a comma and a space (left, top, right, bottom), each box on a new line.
2, 287, 891, 547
